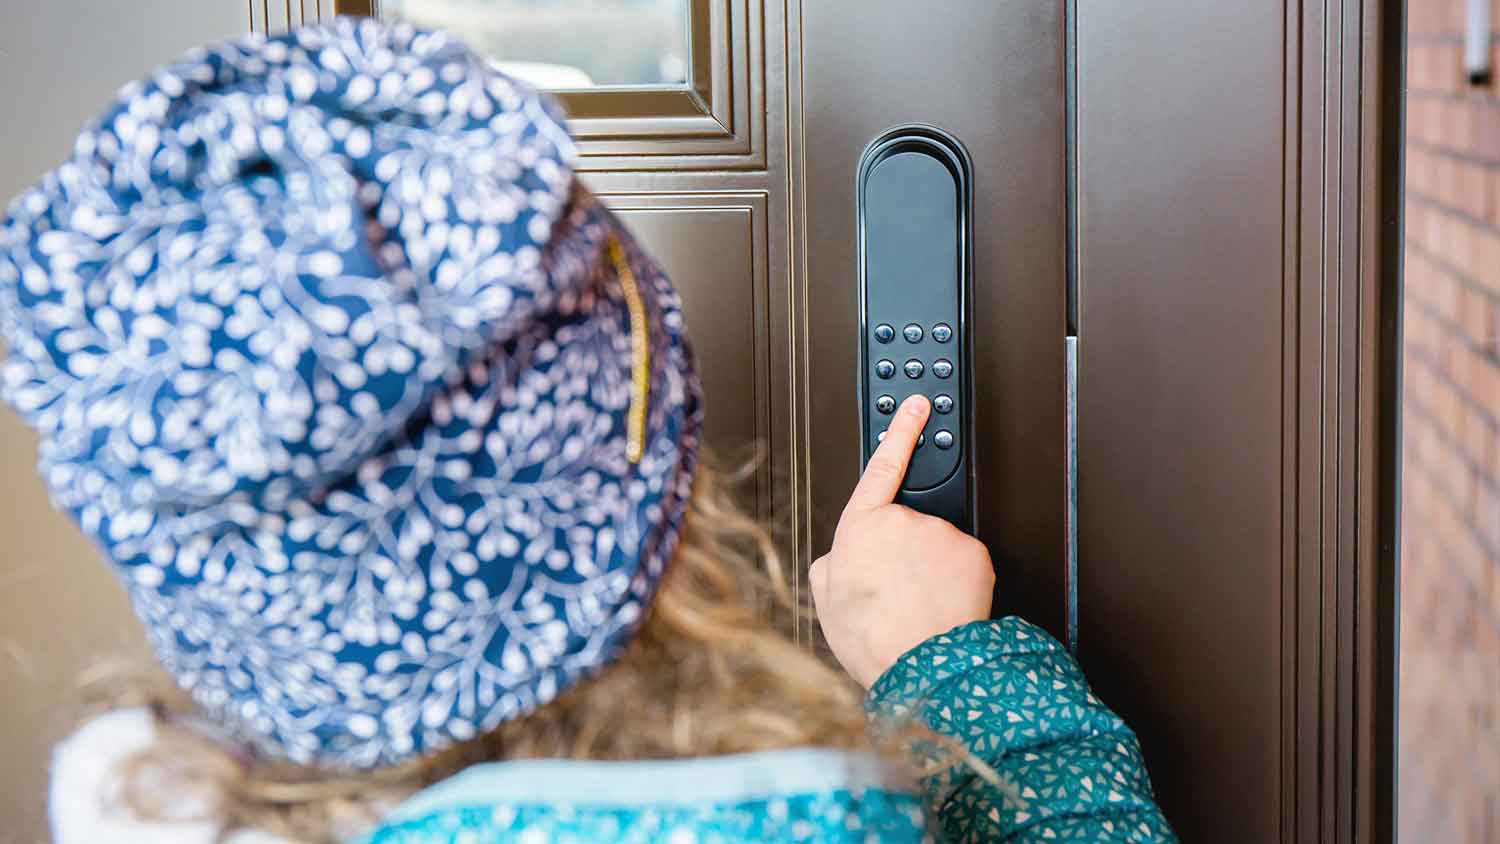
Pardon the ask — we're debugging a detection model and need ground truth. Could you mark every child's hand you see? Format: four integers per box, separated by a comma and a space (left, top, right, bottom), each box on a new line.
810, 394, 995, 689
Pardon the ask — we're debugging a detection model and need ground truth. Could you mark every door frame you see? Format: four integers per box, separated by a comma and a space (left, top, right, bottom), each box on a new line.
1278, 0, 1404, 836
1073, 0, 1404, 840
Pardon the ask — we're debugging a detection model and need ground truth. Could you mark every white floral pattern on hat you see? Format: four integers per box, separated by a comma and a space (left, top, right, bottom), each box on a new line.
0, 18, 700, 768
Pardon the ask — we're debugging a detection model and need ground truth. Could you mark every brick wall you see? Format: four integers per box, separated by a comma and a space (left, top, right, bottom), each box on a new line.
1402, 1, 1500, 840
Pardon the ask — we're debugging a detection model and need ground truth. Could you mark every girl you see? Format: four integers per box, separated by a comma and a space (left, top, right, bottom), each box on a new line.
1, 18, 1175, 844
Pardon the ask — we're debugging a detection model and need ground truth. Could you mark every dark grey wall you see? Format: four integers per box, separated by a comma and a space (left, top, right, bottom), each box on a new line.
0, 4, 245, 841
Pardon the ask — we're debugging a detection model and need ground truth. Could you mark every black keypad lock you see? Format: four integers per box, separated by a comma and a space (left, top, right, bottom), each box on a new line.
857, 125, 975, 532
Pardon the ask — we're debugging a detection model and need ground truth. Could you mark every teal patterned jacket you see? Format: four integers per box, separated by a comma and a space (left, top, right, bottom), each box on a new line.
362, 618, 1177, 843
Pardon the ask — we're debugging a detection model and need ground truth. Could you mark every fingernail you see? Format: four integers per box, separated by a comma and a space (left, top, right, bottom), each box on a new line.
903, 394, 928, 416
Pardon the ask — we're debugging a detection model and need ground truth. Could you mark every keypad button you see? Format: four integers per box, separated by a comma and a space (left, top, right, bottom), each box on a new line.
933, 430, 954, 450
903, 359, 924, 379
875, 359, 895, 379
915, 433, 926, 448
933, 394, 954, 414
875, 395, 896, 414
877, 429, 887, 443
902, 323, 924, 343
873, 323, 895, 344
932, 323, 952, 343
932, 359, 953, 379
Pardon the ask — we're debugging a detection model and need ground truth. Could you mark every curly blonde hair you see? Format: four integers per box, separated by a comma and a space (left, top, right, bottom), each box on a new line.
74, 461, 873, 843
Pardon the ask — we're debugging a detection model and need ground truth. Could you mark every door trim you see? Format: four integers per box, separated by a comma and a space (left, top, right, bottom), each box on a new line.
1075, 0, 1403, 838
264, 0, 766, 171
1283, 0, 1403, 840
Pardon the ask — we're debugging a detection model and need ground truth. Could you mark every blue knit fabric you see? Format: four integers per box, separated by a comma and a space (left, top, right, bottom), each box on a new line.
366, 791, 929, 844
0, 18, 701, 768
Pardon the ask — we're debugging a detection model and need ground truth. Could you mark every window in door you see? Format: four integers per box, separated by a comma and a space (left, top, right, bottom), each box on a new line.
383, 0, 691, 89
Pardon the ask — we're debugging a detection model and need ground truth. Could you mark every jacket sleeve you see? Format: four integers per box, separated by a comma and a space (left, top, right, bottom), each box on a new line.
866, 618, 1177, 843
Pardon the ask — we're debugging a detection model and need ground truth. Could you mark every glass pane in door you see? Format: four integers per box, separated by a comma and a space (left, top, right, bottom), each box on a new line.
383, 0, 691, 89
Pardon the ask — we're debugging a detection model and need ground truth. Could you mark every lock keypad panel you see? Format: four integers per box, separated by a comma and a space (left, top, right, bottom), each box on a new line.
858, 126, 972, 530
865, 316, 964, 491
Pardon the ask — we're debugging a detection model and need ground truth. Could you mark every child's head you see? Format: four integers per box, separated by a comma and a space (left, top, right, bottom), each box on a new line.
81, 461, 865, 840
1, 19, 867, 839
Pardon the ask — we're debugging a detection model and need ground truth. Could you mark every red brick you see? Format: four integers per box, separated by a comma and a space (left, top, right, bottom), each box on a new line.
1450, 326, 1472, 378
1412, 98, 1440, 146
1460, 403, 1497, 474
1478, 231, 1500, 293
1406, 254, 1431, 304
1410, 44, 1432, 91
1433, 376, 1465, 438
1409, 306, 1433, 358
1450, 101, 1475, 152
1410, 101, 1426, 146
1442, 100, 1463, 150
1426, 202, 1447, 249
1493, 543, 1500, 634
1409, 348, 1435, 404
1478, 347, 1500, 407
1458, 286, 1492, 345
1407, 203, 1429, 250
1482, 297, 1500, 353
1488, 168, 1500, 226
1443, 219, 1471, 277
1437, 45, 1457, 93
1435, 471, 1484, 553
1438, 155, 1460, 208
1429, 99, 1449, 146
1426, 263, 1463, 320
1473, 482, 1500, 554
1485, 297, 1500, 352
1429, 44, 1465, 94
1401, 6, 1500, 830
1418, 2, 1442, 34
1478, 108, 1500, 162
1467, 222, 1489, 279
1406, 147, 1427, 198
1457, 160, 1489, 218
1493, 412, 1500, 481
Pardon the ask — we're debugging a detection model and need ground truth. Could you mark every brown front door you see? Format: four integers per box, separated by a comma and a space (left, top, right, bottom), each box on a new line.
0, 3, 1402, 841
315, 2, 1408, 840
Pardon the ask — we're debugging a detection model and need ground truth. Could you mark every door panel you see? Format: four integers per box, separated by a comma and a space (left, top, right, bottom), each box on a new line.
1076, 2, 1286, 836
1076, 2, 1404, 841
801, 0, 1070, 636
607, 194, 774, 512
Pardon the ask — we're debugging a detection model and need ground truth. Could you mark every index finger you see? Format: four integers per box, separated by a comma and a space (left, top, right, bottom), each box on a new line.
845, 394, 931, 512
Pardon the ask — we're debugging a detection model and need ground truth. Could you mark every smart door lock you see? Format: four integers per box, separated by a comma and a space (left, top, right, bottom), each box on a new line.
857, 125, 975, 532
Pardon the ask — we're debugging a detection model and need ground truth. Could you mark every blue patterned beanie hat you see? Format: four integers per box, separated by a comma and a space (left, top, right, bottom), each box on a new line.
0, 18, 701, 767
